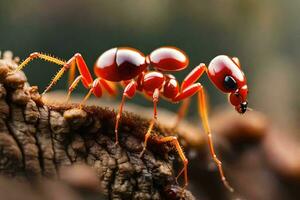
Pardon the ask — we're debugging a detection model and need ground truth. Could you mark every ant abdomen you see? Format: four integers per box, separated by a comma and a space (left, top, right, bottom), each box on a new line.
149, 47, 189, 71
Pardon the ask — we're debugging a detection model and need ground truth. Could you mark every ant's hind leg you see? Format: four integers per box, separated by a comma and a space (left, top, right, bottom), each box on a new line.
66, 75, 91, 102
15, 52, 94, 96
67, 76, 117, 103
68, 59, 76, 86
115, 80, 137, 144
13, 52, 68, 95
99, 79, 118, 97
44, 53, 94, 95
14, 52, 65, 73
79, 78, 103, 108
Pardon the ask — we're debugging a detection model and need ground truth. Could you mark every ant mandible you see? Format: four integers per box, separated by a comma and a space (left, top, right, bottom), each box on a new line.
14, 46, 249, 192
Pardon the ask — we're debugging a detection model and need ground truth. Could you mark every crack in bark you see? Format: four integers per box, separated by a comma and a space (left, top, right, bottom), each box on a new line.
9, 101, 41, 177
36, 106, 57, 177
5, 104, 26, 176
24, 100, 44, 177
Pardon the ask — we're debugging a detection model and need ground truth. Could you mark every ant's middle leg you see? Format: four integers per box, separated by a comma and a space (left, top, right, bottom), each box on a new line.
170, 83, 202, 133
139, 88, 160, 157
115, 80, 137, 144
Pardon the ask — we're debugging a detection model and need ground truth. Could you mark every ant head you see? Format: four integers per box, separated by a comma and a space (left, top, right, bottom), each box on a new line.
228, 85, 248, 114
207, 55, 249, 114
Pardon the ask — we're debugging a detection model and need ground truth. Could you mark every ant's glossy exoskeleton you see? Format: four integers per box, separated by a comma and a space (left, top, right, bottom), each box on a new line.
14, 46, 249, 192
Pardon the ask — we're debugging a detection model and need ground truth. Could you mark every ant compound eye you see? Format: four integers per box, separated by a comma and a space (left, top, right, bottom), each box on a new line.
224, 76, 237, 91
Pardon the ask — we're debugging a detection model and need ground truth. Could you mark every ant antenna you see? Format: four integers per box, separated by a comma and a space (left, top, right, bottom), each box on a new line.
247, 107, 253, 111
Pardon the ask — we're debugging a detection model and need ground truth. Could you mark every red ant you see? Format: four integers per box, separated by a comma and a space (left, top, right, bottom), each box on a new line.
14, 47, 249, 192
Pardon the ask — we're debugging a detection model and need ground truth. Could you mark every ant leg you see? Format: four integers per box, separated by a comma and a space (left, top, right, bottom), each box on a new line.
43, 53, 93, 95
172, 63, 207, 128
79, 78, 103, 108
171, 83, 201, 130
181, 63, 207, 91
13, 52, 65, 73
79, 88, 94, 108
173, 83, 234, 191
99, 79, 118, 97
66, 75, 84, 102
67, 75, 116, 103
11, 52, 69, 95
15, 52, 93, 95
198, 86, 234, 192
42, 66, 69, 95
157, 136, 188, 189
66, 75, 92, 102
173, 83, 202, 102
115, 80, 137, 144
139, 88, 159, 157
68, 59, 76, 86
173, 98, 191, 130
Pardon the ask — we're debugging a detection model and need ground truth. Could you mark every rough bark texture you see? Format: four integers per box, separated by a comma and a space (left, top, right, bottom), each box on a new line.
1, 52, 300, 200
0, 53, 194, 200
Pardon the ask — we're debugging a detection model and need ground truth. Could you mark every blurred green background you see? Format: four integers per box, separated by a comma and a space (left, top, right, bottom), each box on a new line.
0, 0, 299, 134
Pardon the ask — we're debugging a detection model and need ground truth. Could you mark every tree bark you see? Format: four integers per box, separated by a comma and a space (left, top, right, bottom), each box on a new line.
1, 52, 300, 200
0, 54, 195, 200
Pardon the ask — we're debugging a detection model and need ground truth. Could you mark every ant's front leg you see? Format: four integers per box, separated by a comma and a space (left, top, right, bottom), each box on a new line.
173, 69, 235, 192
171, 63, 236, 192
172, 82, 234, 192
197, 86, 234, 192
173, 63, 207, 129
